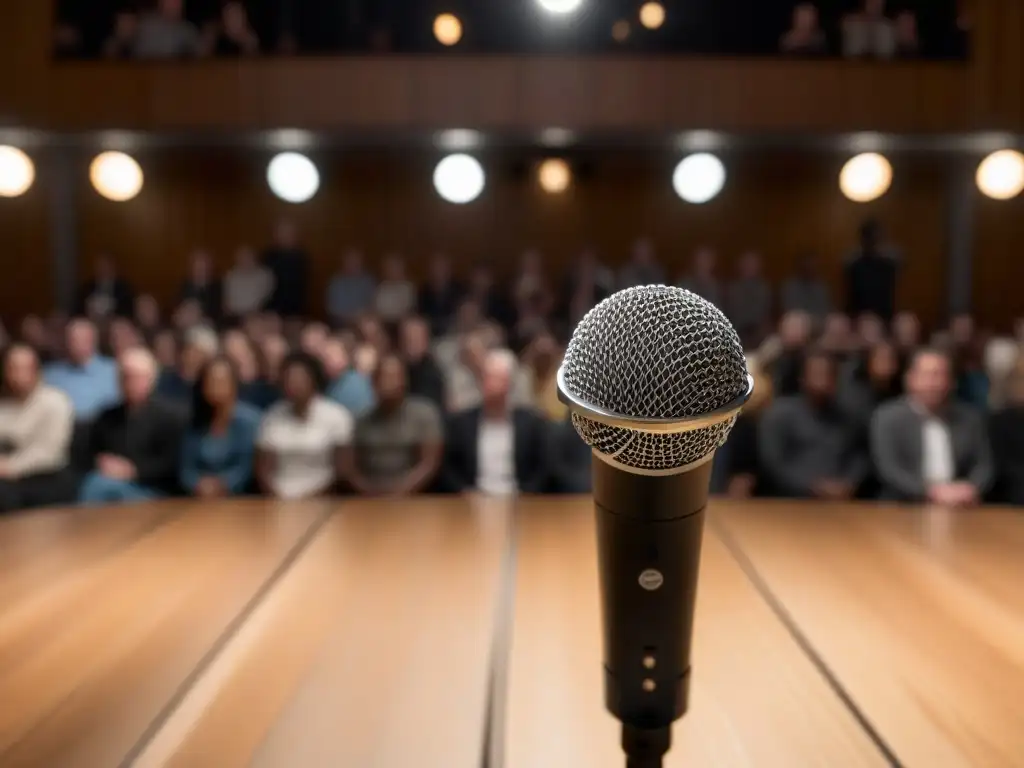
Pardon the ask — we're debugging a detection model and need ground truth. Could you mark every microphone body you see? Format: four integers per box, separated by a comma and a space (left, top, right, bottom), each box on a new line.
594, 459, 711, 731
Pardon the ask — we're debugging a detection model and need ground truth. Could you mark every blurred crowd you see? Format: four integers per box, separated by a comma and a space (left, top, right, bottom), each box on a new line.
1, 216, 1022, 514
53, 0, 967, 59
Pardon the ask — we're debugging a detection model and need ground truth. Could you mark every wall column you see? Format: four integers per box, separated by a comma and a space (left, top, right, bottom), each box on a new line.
946, 157, 975, 318
49, 144, 79, 314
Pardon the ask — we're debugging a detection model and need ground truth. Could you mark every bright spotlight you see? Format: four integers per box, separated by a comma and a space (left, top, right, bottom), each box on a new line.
433, 154, 485, 204
839, 152, 892, 202
90, 151, 144, 202
0, 146, 35, 198
672, 153, 725, 204
433, 13, 462, 46
267, 152, 320, 204
976, 150, 1024, 200
537, 0, 583, 15
538, 158, 571, 194
639, 2, 665, 29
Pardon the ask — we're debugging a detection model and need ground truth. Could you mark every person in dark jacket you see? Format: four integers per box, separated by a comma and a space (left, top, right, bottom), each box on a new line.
78, 347, 187, 503
442, 349, 548, 495
845, 219, 900, 323
179, 250, 222, 321
989, 363, 1024, 504
401, 316, 446, 409
77, 254, 135, 319
262, 218, 310, 318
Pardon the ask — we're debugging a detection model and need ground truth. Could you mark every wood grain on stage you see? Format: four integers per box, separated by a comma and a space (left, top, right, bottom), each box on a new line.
0, 500, 329, 768
504, 499, 888, 768
717, 500, 1024, 768
131, 497, 510, 768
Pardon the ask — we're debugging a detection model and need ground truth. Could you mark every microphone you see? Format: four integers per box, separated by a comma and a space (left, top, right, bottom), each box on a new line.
556, 285, 752, 768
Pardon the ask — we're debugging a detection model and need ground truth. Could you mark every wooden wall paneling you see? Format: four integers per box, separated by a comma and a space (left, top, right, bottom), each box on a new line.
0, 156, 52, 325
972, 191, 1024, 331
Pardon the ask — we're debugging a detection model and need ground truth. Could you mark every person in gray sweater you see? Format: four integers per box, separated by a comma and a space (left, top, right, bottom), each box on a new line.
870, 348, 993, 505
758, 351, 868, 500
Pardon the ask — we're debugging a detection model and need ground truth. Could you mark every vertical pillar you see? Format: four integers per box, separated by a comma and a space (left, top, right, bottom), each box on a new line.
49, 144, 79, 314
946, 157, 975, 318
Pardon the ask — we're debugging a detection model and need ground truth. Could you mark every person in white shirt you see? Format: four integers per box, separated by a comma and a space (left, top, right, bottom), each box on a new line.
255, 352, 353, 500
222, 246, 274, 318
0, 344, 77, 513
441, 349, 548, 495
374, 254, 417, 323
871, 348, 993, 505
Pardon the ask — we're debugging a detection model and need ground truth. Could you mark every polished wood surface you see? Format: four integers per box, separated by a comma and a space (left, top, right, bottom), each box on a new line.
505, 498, 888, 767
0, 500, 328, 768
131, 497, 510, 768
717, 500, 1024, 768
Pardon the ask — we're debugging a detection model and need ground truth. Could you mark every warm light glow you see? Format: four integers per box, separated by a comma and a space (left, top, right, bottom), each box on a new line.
672, 153, 726, 204
538, 158, 571, 193
90, 151, 144, 202
267, 152, 320, 203
433, 13, 463, 46
639, 2, 665, 29
976, 150, 1024, 200
537, 0, 583, 15
611, 20, 631, 42
0, 146, 35, 198
433, 154, 485, 204
839, 153, 893, 202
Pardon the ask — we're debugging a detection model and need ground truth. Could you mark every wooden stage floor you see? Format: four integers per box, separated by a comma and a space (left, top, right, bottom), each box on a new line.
0, 496, 1021, 768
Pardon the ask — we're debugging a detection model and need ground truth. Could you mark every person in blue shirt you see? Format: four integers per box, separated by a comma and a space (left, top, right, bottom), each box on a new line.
180, 356, 260, 498
322, 336, 375, 417
43, 318, 120, 420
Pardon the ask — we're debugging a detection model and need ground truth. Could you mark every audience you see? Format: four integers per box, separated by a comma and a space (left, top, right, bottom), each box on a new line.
842, 0, 896, 59
44, 319, 120, 420
256, 353, 353, 499
223, 246, 274, 319
130, 0, 202, 59
0, 344, 77, 513
2, 223, 1021, 514
180, 357, 260, 498
441, 349, 549, 495
342, 355, 443, 496
619, 239, 665, 290
759, 351, 868, 499
202, 0, 260, 56
780, 3, 827, 55
679, 247, 721, 307
79, 348, 186, 504
871, 348, 993, 504
374, 255, 418, 324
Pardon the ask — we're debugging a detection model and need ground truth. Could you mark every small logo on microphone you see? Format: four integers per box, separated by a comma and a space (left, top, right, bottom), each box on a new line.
638, 569, 664, 591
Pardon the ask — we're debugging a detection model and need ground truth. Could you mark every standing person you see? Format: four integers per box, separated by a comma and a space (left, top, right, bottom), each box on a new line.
341, 355, 443, 496
871, 348, 993, 504
180, 357, 261, 498
374, 254, 418, 324
222, 245, 274, 319
724, 251, 773, 347
78, 348, 186, 504
179, 250, 222, 321
77, 254, 135, 319
263, 218, 310, 319
678, 247, 721, 308
419, 254, 463, 336
618, 238, 665, 289
326, 250, 376, 327
781, 252, 831, 323
255, 353, 353, 499
845, 219, 900, 323
0, 344, 78, 512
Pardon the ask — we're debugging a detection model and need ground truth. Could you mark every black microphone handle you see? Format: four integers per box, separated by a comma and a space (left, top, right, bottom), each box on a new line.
592, 455, 713, 766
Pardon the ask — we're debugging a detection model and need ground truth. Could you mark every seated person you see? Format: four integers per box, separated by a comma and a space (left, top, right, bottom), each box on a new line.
180, 357, 261, 498
79, 348, 187, 504
342, 355, 443, 496
990, 362, 1024, 504
441, 350, 548, 495
0, 344, 78, 513
758, 351, 868, 500
871, 348, 993, 505
256, 353, 353, 500
322, 336, 375, 416
43, 318, 119, 421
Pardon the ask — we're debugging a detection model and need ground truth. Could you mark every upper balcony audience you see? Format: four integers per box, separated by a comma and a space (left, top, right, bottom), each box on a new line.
871, 348, 993, 505
842, 0, 896, 59
441, 349, 549, 496
0, 344, 77, 513
79, 348, 186, 504
780, 3, 827, 55
180, 357, 261, 498
256, 352, 353, 499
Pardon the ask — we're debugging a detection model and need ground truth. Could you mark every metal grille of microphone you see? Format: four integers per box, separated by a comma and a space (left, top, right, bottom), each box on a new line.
560, 285, 749, 472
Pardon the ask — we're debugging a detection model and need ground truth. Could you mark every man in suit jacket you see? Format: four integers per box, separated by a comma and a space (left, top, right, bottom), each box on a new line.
442, 348, 548, 495
871, 348, 993, 505
79, 347, 187, 504
77, 254, 135, 319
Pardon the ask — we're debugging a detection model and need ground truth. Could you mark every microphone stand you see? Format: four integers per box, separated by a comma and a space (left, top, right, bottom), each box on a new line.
623, 724, 671, 768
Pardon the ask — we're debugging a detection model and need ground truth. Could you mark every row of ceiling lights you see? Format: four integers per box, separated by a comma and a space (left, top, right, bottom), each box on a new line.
433, 1, 666, 46
0, 146, 1021, 204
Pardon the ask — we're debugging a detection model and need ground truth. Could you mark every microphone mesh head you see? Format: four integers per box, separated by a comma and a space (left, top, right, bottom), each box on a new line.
561, 285, 748, 471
